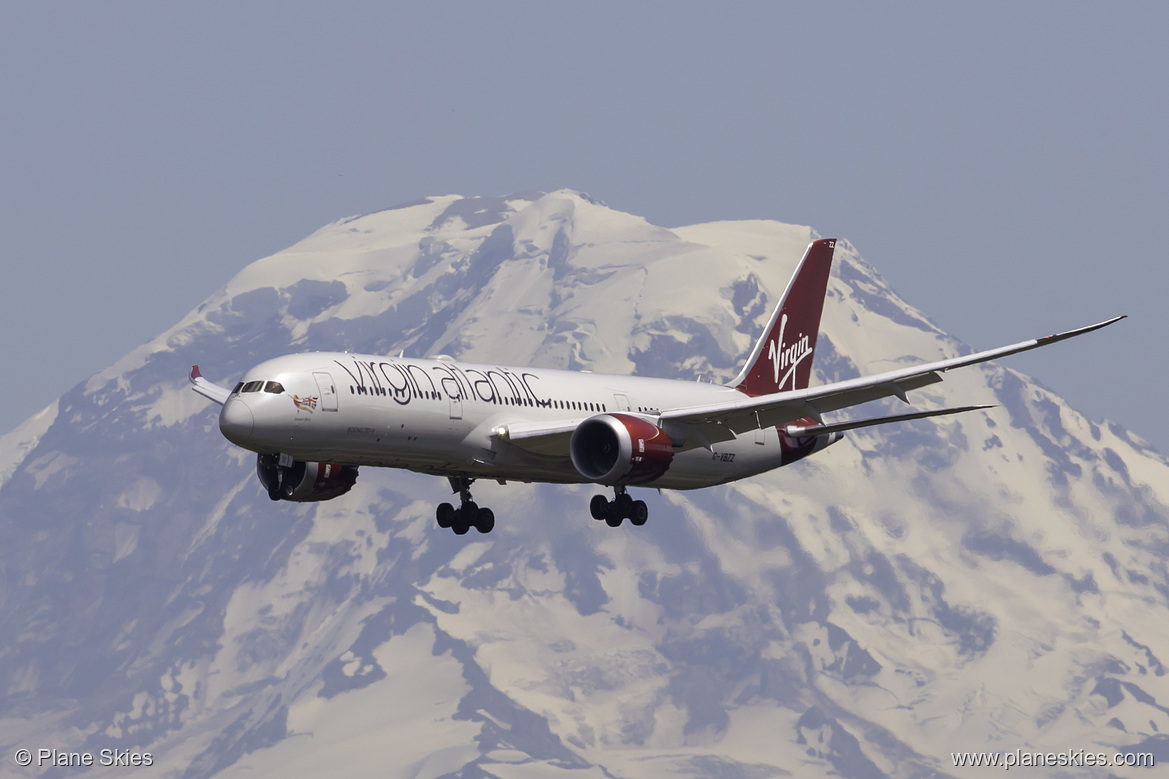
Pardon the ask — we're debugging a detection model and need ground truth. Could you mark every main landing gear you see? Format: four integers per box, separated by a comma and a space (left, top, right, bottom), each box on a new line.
590, 486, 648, 527
436, 476, 495, 535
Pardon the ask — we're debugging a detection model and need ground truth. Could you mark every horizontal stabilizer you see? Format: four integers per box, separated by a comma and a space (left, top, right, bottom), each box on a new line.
783, 404, 996, 437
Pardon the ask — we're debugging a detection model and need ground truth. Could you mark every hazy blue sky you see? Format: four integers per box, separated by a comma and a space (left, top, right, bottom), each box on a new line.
2, 4, 1164, 452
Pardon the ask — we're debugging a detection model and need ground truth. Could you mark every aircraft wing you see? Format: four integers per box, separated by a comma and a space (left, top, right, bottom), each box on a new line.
658, 315, 1125, 448
189, 365, 233, 406
491, 417, 589, 456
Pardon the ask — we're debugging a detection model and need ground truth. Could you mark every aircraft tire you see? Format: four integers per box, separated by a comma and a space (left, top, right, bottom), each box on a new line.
436, 502, 455, 529
630, 500, 648, 526
452, 502, 477, 535
605, 512, 623, 528
476, 507, 495, 534
590, 495, 609, 520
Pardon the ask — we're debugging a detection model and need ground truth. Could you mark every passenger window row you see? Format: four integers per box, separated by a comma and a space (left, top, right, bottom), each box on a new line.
232, 376, 625, 414
347, 384, 607, 413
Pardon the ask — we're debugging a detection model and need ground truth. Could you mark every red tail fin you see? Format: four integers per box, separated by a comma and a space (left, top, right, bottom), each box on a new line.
731, 238, 836, 396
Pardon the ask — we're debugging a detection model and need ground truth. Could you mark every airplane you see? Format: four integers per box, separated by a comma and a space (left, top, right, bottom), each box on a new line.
190, 238, 1124, 535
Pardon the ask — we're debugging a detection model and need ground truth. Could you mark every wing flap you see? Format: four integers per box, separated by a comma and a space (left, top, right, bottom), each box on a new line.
784, 404, 995, 437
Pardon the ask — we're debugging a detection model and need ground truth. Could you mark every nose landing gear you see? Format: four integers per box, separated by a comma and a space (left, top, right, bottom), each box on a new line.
589, 486, 648, 527
259, 453, 301, 501
436, 476, 495, 535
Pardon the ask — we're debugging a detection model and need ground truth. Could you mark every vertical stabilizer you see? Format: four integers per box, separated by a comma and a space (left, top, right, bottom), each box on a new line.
731, 238, 836, 396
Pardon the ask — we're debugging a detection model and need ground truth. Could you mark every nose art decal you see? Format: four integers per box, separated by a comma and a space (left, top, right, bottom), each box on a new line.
292, 394, 318, 413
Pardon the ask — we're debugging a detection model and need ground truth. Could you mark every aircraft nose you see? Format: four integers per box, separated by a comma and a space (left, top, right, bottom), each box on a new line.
219, 397, 254, 445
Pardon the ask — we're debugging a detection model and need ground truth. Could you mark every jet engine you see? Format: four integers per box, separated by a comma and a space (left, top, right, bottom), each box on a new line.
569, 414, 674, 485
256, 454, 359, 502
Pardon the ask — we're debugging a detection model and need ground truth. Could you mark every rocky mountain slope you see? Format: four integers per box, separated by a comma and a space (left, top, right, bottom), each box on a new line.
1, 191, 1166, 778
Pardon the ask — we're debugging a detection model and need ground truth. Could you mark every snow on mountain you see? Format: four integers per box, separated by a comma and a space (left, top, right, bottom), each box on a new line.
2, 190, 1166, 778
0, 400, 57, 490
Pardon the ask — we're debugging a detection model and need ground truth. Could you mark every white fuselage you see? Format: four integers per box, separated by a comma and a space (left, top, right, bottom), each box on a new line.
219, 352, 817, 490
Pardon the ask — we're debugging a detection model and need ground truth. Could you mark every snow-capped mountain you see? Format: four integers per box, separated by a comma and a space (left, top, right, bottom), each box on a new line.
2, 191, 1166, 778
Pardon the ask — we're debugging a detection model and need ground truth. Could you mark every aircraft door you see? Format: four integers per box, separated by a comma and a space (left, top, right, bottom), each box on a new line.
449, 395, 463, 420
613, 393, 631, 412
313, 372, 339, 411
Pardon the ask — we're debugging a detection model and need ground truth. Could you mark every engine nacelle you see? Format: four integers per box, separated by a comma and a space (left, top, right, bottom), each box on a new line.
569, 413, 674, 486
778, 416, 842, 466
257, 454, 359, 502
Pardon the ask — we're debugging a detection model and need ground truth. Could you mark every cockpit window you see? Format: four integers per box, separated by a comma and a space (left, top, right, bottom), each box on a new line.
263, 381, 285, 394
232, 381, 244, 395
241, 380, 264, 393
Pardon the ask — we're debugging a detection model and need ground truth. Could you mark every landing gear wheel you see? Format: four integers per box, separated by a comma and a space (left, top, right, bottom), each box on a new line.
590, 495, 609, 520
259, 455, 283, 501
593, 487, 649, 528
452, 507, 472, 535
440, 477, 497, 535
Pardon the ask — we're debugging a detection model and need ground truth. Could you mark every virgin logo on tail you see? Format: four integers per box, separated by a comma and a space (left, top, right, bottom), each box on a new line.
768, 314, 812, 392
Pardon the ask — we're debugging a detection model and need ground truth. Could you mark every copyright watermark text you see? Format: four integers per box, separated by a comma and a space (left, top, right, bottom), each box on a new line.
14, 748, 153, 768
952, 747, 1154, 770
